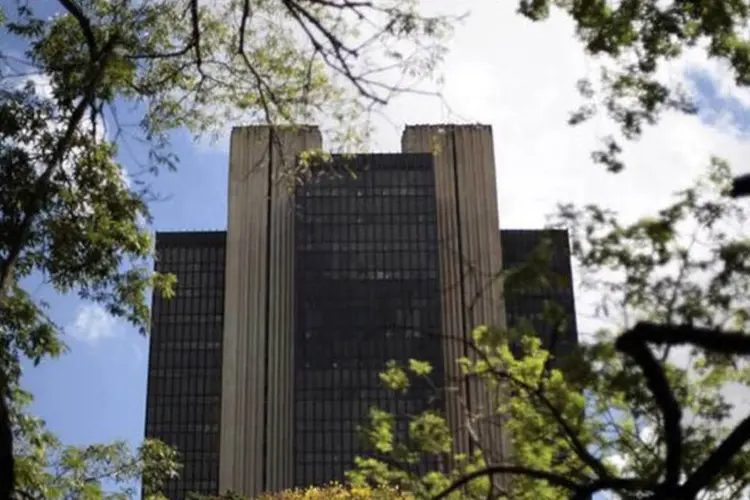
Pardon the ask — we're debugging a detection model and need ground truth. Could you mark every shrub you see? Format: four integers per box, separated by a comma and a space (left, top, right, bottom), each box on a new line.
255, 482, 414, 500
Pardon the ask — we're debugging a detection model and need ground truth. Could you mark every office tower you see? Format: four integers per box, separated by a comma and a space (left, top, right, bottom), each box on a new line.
144, 125, 580, 499
144, 232, 226, 499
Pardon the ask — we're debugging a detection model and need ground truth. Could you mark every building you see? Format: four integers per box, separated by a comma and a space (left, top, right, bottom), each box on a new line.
145, 232, 226, 498
143, 125, 579, 499
501, 229, 579, 361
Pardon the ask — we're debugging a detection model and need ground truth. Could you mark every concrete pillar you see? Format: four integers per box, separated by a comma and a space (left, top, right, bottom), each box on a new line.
402, 124, 510, 465
221, 125, 322, 497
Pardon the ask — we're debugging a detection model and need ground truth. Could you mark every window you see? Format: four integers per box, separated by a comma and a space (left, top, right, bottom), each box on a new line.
145, 237, 225, 499
293, 154, 445, 487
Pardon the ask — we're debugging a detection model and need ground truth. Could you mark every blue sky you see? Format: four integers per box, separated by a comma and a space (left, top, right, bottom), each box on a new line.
6, 0, 750, 497
21, 130, 228, 448
0, 0, 228, 452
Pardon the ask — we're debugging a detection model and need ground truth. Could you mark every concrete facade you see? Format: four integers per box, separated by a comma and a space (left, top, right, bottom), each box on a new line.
144, 124, 582, 499
220, 124, 510, 496
402, 125, 510, 463
221, 126, 322, 496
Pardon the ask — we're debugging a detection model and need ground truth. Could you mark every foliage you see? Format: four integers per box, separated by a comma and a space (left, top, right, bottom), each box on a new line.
11, 387, 180, 500
0, 0, 454, 497
517, 0, 750, 172
197, 483, 414, 500
351, 162, 750, 499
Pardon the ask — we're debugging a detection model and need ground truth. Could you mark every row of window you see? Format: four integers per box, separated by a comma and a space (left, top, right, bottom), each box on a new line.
148, 349, 221, 369
156, 248, 225, 265
150, 340, 222, 368
168, 272, 225, 289
148, 330, 223, 346
147, 431, 219, 454
150, 341, 221, 351
298, 308, 440, 328
153, 314, 223, 325
294, 370, 440, 390
301, 293, 438, 309
299, 250, 439, 269
148, 432, 219, 455
298, 241, 440, 252
298, 186, 434, 197
303, 167, 433, 184
298, 328, 438, 343
149, 367, 222, 379
296, 199, 437, 216
299, 285, 437, 299
294, 453, 362, 467
148, 423, 219, 433
295, 347, 441, 368
146, 400, 220, 421
298, 223, 438, 242
294, 398, 436, 420
151, 312, 224, 328
155, 294, 224, 316
169, 286, 223, 297
148, 377, 222, 397
296, 212, 437, 226
146, 397, 221, 419
297, 343, 441, 364
303, 269, 441, 281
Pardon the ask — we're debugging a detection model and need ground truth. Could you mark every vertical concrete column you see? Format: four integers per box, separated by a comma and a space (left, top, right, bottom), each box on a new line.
402, 124, 509, 464
221, 125, 322, 497
266, 126, 321, 493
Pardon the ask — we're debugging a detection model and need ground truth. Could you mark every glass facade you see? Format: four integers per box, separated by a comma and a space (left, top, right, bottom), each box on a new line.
293, 154, 445, 486
143, 193, 579, 498
144, 232, 226, 499
500, 229, 579, 360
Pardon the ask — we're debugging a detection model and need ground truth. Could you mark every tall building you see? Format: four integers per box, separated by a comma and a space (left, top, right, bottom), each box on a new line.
145, 232, 226, 499
144, 125, 579, 499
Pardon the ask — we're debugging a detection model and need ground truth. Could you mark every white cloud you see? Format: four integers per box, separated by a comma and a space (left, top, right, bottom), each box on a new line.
362, 2, 750, 335
67, 303, 120, 344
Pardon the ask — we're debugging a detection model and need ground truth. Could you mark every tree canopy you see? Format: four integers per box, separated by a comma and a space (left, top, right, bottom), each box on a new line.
350, 163, 750, 499
0, 0, 453, 497
4, 0, 750, 499
519, 0, 750, 173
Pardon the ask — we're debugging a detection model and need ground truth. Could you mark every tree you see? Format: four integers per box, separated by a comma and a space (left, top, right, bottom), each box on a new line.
350, 161, 750, 499
194, 483, 414, 500
517, 0, 750, 173
12, 389, 181, 499
0, 0, 453, 497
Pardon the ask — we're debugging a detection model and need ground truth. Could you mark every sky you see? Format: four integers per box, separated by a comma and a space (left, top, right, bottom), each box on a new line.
8, 0, 750, 492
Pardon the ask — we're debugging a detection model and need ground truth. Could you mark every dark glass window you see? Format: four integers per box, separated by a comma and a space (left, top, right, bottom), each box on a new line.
144, 233, 226, 500
500, 230, 579, 362
293, 154, 445, 487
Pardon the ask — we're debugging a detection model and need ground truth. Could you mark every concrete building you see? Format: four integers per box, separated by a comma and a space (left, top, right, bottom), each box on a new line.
143, 125, 579, 499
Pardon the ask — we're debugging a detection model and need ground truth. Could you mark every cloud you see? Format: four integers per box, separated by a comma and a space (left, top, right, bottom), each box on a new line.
67, 303, 120, 344
364, 0, 750, 459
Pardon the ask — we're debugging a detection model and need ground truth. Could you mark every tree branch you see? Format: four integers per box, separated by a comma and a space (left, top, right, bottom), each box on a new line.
615, 331, 682, 489
432, 464, 581, 500
57, 0, 98, 57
